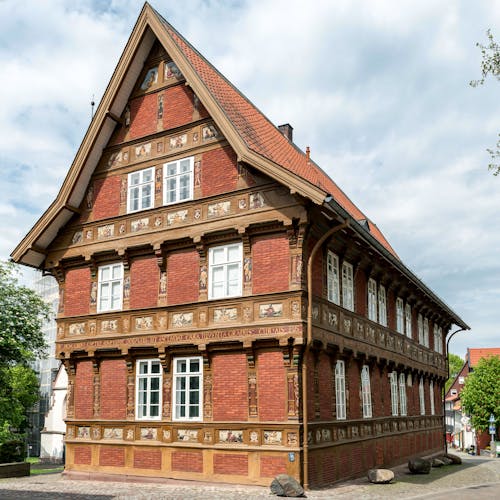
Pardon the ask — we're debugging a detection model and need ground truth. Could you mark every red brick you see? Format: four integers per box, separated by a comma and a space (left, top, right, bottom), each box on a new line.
74, 360, 93, 419
163, 85, 197, 130
129, 93, 157, 140
74, 446, 91, 465
258, 350, 286, 422
133, 449, 161, 470
100, 359, 127, 420
213, 353, 248, 421
166, 249, 199, 305
214, 454, 248, 475
92, 176, 121, 220
252, 234, 289, 294
64, 267, 91, 316
99, 447, 125, 467
171, 450, 203, 473
201, 145, 238, 197
130, 256, 159, 309
260, 456, 286, 477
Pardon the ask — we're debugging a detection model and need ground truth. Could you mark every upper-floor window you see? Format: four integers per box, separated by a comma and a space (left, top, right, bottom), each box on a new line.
163, 156, 194, 205
419, 378, 426, 415
399, 373, 407, 416
128, 167, 154, 213
390, 371, 399, 416
423, 317, 429, 348
418, 313, 424, 345
450, 389, 458, 396
367, 278, 378, 321
396, 297, 404, 334
327, 251, 340, 304
335, 360, 346, 420
173, 357, 203, 421
458, 377, 464, 385
136, 359, 162, 420
97, 263, 123, 312
429, 380, 435, 415
341, 262, 354, 311
434, 325, 443, 353
405, 303, 412, 338
378, 284, 387, 327
361, 365, 372, 418
208, 243, 242, 299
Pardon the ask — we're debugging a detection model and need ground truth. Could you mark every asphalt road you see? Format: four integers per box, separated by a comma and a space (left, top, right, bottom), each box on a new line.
0, 452, 499, 499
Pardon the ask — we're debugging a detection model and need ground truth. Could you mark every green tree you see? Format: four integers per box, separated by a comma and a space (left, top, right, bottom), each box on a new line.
446, 353, 465, 392
471, 29, 500, 175
461, 355, 500, 432
0, 261, 50, 364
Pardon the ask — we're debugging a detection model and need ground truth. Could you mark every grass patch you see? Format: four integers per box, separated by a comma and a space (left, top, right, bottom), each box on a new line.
25, 457, 64, 475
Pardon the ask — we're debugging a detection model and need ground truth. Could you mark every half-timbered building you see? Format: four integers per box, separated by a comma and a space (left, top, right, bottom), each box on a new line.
12, 3, 468, 488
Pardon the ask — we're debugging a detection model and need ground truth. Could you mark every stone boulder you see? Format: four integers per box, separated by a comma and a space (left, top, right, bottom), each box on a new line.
408, 458, 431, 474
367, 468, 395, 484
431, 458, 445, 467
270, 474, 305, 497
444, 453, 462, 465
438, 456, 453, 465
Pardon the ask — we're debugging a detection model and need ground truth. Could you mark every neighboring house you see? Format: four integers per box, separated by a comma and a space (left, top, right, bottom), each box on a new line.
11, 4, 468, 488
27, 273, 60, 458
444, 347, 500, 452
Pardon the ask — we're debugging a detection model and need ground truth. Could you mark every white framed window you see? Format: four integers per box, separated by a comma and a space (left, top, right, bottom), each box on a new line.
399, 373, 407, 416
341, 262, 354, 311
163, 156, 194, 205
136, 359, 162, 420
367, 278, 377, 321
418, 313, 424, 345
396, 298, 404, 334
361, 365, 372, 418
405, 303, 412, 338
423, 317, 429, 348
97, 263, 123, 312
458, 377, 464, 385
127, 167, 154, 213
419, 378, 426, 415
450, 389, 457, 396
378, 284, 387, 326
429, 380, 435, 415
434, 325, 443, 353
208, 243, 243, 299
327, 251, 340, 304
390, 371, 399, 416
173, 357, 203, 421
335, 360, 346, 420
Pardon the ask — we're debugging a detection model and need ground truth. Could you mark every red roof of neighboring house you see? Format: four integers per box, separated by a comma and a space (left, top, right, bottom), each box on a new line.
468, 348, 500, 368
158, 13, 398, 257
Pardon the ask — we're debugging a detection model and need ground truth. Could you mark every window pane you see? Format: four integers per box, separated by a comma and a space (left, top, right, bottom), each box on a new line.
139, 362, 148, 375
151, 362, 160, 374
189, 377, 199, 390
212, 248, 225, 265
190, 360, 199, 372
150, 391, 159, 405
189, 406, 199, 418
150, 405, 159, 417
167, 163, 177, 176
177, 360, 187, 373
130, 173, 140, 185
101, 267, 110, 281
227, 245, 240, 261
150, 378, 159, 391
227, 263, 240, 281
180, 159, 191, 172
112, 265, 122, 279
143, 169, 153, 182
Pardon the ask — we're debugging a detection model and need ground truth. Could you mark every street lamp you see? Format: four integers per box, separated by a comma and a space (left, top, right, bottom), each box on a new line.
489, 414, 496, 457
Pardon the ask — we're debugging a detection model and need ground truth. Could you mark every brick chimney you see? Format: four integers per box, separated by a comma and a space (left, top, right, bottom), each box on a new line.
278, 123, 293, 142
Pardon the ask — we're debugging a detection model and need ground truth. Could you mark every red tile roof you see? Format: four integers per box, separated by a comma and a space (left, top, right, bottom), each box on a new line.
468, 348, 500, 368
158, 13, 398, 258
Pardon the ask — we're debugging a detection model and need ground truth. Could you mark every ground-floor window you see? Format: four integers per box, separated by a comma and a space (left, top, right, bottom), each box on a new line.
361, 365, 372, 418
173, 356, 203, 421
335, 360, 346, 420
136, 359, 162, 420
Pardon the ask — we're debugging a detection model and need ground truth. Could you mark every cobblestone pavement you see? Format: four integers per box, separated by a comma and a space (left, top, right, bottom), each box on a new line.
0, 452, 499, 499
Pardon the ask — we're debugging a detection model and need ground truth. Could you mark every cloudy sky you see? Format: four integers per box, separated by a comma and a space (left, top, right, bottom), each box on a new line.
0, 0, 498, 358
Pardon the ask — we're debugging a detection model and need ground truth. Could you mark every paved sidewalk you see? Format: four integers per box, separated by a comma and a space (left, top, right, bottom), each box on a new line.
0, 452, 499, 499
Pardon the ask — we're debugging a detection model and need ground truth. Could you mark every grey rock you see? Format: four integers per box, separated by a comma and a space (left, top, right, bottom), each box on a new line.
270, 474, 305, 497
439, 456, 453, 465
444, 453, 462, 464
367, 468, 395, 483
432, 458, 445, 467
408, 458, 431, 474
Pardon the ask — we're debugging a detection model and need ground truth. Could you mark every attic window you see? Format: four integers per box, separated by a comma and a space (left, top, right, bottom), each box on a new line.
450, 389, 457, 396
458, 377, 465, 385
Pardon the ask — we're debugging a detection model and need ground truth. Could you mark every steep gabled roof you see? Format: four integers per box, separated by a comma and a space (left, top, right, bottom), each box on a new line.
467, 347, 500, 368
11, 2, 397, 268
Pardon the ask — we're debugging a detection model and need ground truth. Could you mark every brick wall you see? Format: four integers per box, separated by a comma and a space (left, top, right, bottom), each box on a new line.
387, 288, 395, 330
128, 93, 157, 140
166, 249, 199, 305
99, 447, 125, 467
73, 446, 91, 465
260, 456, 287, 477
171, 450, 203, 473
347, 362, 361, 420
74, 360, 93, 419
133, 449, 161, 470
92, 176, 121, 220
252, 234, 290, 295
213, 352, 248, 421
318, 352, 333, 420
201, 145, 238, 197
354, 269, 366, 317
258, 350, 286, 422
162, 85, 197, 131
213, 453, 248, 475
64, 267, 91, 316
100, 359, 127, 419
130, 256, 159, 309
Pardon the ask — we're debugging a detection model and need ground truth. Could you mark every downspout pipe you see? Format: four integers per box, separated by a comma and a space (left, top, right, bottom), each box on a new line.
443, 327, 467, 454
302, 220, 349, 489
